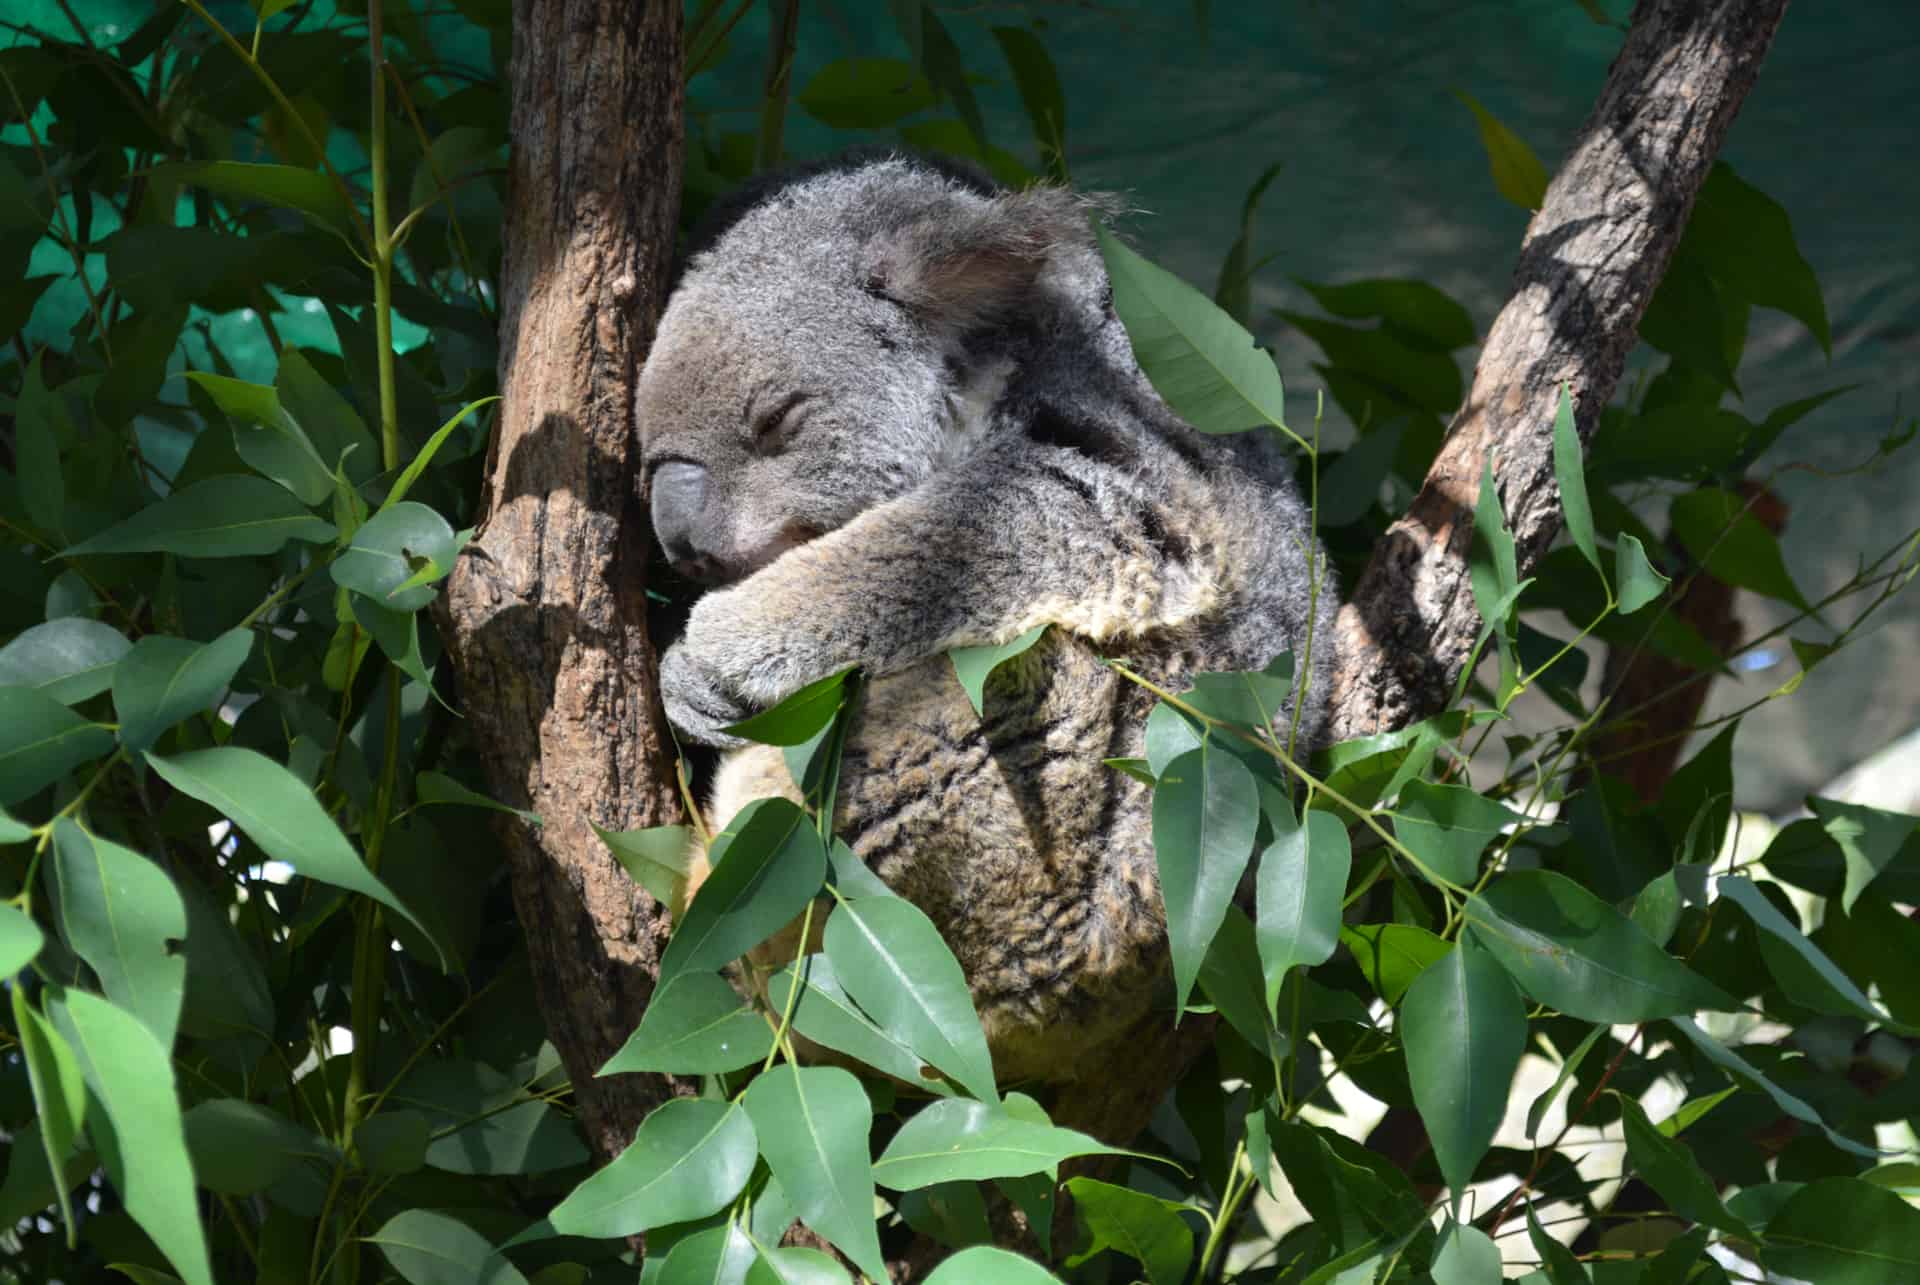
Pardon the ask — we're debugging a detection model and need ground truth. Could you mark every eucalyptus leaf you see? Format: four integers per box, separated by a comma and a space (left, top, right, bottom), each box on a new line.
1256, 806, 1350, 1008
547, 1098, 755, 1238
0, 618, 129, 704
658, 797, 826, 986
741, 1066, 886, 1283
947, 625, 1046, 716
1153, 741, 1261, 1014
0, 686, 115, 806
873, 1098, 1123, 1190
367, 1209, 530, 1285
600, 971, 773, 1075
51, 820, 186, 1049
61, 476, 336, 559
1403, 936, 1525, 1194
112, 628, 253, 752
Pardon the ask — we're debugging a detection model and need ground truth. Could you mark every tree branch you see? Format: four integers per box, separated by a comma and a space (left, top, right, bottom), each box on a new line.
440, 0, 687, 1165
1326, 0, 1792, 742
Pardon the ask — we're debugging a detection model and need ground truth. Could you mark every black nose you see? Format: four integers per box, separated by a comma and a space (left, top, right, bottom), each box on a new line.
649, 460, 709, 567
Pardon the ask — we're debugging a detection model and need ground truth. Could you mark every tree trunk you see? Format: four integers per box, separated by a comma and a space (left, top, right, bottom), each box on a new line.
1325, 0, 1792, 742
439, 0, 686, 1165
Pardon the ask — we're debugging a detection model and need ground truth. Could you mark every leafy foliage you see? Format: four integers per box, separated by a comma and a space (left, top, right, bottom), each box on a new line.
2, 3, 1917, 1284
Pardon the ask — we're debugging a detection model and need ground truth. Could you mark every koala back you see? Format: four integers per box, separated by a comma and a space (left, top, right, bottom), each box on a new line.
645, 151, 1340, 1086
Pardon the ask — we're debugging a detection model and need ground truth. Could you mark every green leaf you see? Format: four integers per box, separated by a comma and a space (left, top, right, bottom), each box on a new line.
1061, 1177, 1193, 1285
1669, 1017, 1876, 1157
1454, 91, 1548, 209
12, 988, 84, 1235
1392, 781, 1525, 888
1144, 701, 1205, 777
52, 821, 186, 1048
1808, 796, 1918, 912
1256, 807, 1350, 1007
1153, 741, 1261, 1015
0, 900, 45, 974
548, 1098, 755, 1238
419, 770, 540, 824
746, 1246, 851, 1285
154, 160, 358, 241
1614, 533, 1669, 613
1340, 923, 1450, 1006
0, 686, 115, 806
1718, 876, 1892, 1024
1762, 1177, 1920, 1283
874, 1098, 1123, 1190
1465, 870, 1735, 1021
355, 1109, 430, 1175
1213, 163, 1283, 326
947, 625, 1047, 716
1293, 277, 1476, 352
1430, 1220, 1501, 1285
658, 1223, 756, 1285
1686, 163, 1831, 355
1645, 1228, 1710, 1285
184, 1099, 327, 1194
185, 372, 333, 506
741, 1065, 886, 1283
1096, 225, 1290, 438
723, 668, 850, 746
992, 27, 1067, 180
367, 1209, 531, 1285
600, 971, 772, 1075
49, 989, 213, 1285
596, 823, 693, 910
112, 628, 253, 752
922, 1247, 1064, 1284
1181, 652, 1295, 729
427, 1099, 586, 1176
1669, 486, 1810, 611
0, 618, 128, 704
1551, 385, 1601, 583
144, 747, 439, 958
276, 348, 379, 484
61, 476, 336, 559
768, 956, 952, 1094
332, 502, 458, 612
1615, 1093, 1751, 1238
1526, 1203, 1584, 1285
1199, 905, 1277, 1055
823, 895, 997, 1102
796, 58, 936, 129
376, 396, 494, 507
658, 798, 826, 985
15, 351, 66, 537
1402, 936, 1525, 1194
1524, 1025, 1603, 1140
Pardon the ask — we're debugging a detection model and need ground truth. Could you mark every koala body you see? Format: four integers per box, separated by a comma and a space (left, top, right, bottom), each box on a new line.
641, 153, 1338, 1084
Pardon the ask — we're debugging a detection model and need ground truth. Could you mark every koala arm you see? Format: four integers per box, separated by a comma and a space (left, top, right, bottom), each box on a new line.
659, 441, 1224, 746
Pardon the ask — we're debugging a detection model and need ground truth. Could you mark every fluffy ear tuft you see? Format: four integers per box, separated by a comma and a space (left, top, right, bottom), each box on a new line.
865, 186, 1115, 331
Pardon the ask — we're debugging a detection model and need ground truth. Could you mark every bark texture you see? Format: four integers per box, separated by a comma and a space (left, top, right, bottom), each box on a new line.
439, 0, 685, 1163
1326, 0, 1792, 742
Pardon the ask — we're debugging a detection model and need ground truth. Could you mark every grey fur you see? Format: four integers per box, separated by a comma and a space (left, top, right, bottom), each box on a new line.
640, 153, 1339, 1083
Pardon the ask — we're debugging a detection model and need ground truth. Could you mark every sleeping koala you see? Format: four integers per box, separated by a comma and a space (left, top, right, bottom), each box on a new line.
641, 152, 1338, 1084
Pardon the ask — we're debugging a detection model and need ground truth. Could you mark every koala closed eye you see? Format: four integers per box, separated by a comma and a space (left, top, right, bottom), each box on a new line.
747, 390, 815, 455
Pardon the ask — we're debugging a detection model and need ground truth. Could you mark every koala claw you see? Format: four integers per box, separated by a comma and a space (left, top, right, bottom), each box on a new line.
658, 643, 754, 750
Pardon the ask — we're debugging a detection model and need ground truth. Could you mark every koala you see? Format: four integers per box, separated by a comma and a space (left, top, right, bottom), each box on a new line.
640, 152, 1339, 1085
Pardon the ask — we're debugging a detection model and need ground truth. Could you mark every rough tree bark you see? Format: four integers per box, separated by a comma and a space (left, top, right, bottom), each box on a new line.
444, 0, 1791, 1274
439, 0, 686, 1165
1326, 0, 1792, 742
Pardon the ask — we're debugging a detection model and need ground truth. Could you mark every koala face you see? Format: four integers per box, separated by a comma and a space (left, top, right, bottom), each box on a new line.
639, 156, 1093, 585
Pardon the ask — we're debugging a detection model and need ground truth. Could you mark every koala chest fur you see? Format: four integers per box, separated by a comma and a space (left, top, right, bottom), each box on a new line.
641, 151, 1339, 1086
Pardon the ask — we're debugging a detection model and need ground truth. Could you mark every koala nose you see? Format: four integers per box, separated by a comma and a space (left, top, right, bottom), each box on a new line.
650, 460, 710, 568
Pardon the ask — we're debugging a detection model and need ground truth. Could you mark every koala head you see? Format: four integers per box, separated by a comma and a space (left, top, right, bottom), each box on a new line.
639, 153, 1103, 585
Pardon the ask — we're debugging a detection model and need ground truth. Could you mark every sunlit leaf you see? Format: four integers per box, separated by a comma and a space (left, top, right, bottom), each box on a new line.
1256, 807, 1350, 1008
741, 1066, 886, 1282
874, 1098, 1123, 1190
1454, 91, 1548, 209
0, 687, 115, 806
1061, 1177, 1192, 1285
0, 618, 129, 704
1403, 936, 1525, 1194
112, 629, 253, 752
1762, 1177, 1920, 1283
61, 476, 336, 559
548, 1099, 755, 1238
11, 988, 84, 1235
51, 821, 186, 1049
600, 971, 772, 1075
768, 956, 953, 1094
658, 798, 825, 986
1615, 1093, 1750, 1237
1153, 742, 1261, 1014
947, 625, 1047, 716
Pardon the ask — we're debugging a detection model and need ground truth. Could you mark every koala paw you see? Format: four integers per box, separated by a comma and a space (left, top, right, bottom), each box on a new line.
657, 642, 755, 750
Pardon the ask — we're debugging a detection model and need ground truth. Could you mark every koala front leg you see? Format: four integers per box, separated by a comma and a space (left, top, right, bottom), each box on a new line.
659, 450, 1217, 746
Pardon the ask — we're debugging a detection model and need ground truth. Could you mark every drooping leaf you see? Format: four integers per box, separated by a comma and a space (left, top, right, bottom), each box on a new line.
1153, 742, 1261, 1014
1430, 1220, 1500, 1285
1402, 936, 1525, 1194
873, 1098, 1123, 1190
1256, 806, 1350, 1007
1454, 91, 1549, 209
51, 821, 186, 1049
1614, 533, 1670, 613
112, 628, 254, 752
768, 956, 953, 1094
1686, 162, 1831, 355
823, 895, 996, 1102
992, 27, 1067, 180
1717, 876, 1892, 1024
426, 1099, 587, 1177
600, 971, 773, 1075
144, 747, 439, 957
184, 372, 333, 505
0, 687, 115, 806
947, 625, 1047, 716
366, 1209, 530, 1285
547, 1099, 755, 1238
658, 798, 826, 986
1061, 1177, 1193, 1285
11, 988, 85, 1234
1615, 1093, 1751, 1238
1465, 870, 1735, 1021
49, 990, 213, 1285
1551, 384, 1602, 582
1669, 1017, 1876, 1157
741, 1066, 886, 1283
0, 618, 129, 704
154, 160, 358, 241
1526, 1203, 1585, 1285
1096, 226, 1290, 438
1669, 486, 1810, 611
922, 1247, 1064, 1284
795, 58, 936, 129
61, 476, 336, 559
1807, 796, 1918, 912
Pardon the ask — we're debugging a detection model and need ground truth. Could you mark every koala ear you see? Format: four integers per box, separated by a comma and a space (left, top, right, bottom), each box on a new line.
865, 186, 1102, 332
